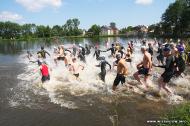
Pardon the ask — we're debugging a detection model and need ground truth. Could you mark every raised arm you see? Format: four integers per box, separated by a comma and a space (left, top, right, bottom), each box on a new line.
45, 50, 50, 56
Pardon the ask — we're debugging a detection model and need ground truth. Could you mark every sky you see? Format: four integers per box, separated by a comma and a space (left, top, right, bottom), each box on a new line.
0, 0, 175, 29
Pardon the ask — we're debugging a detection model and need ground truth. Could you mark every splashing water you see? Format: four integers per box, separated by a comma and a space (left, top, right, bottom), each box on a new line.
13, 41, 190, 109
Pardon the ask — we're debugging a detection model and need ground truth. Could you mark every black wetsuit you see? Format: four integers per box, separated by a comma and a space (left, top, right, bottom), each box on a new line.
79, 46, 86, 56
98, 60, 111, 82
106, 46, 115, 56
78, 51, 86, 63
174, 55, 185, 77
94, 49, 103, 60
118, 49, 125, 58
73, 47, 77, 56
37, 50, 50, 59
157, 47, 164, 64
85, 45, 91, 55
148, 47, 154, 56
158, 56, 175, 83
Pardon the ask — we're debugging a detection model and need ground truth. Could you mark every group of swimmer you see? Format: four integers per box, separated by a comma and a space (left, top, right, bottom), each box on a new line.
26, 38, 190, 96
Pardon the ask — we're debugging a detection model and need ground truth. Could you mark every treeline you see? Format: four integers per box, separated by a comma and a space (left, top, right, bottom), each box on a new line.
0, 18, 83, 39
148, 0, 190, 38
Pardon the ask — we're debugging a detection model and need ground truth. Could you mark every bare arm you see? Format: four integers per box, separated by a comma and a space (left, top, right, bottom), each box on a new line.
45, 50, 50, 56
146, 53, 152, 69
121, 61, 128, 75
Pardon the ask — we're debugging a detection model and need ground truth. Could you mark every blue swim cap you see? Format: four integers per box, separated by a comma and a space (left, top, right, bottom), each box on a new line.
177, 45, 184, 52
163, 47, 171, 52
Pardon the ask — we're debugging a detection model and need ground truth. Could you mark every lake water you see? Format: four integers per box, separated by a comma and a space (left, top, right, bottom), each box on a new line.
0, 37, 188, 126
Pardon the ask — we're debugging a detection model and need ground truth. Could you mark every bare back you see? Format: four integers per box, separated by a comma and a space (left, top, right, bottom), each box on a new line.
143, 52, 152, 69
117, 59, 128, 75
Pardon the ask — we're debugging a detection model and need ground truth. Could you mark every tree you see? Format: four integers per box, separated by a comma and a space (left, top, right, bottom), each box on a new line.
63, 18, 82, 36
161, 0, 190, 38
119, 26, 134, 34
51, 25, 63, 36
36, 25, 46, 38
88, 24, 101, 36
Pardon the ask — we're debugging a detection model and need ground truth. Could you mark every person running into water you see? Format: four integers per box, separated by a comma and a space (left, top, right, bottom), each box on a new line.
26, 51, 33, 60
170, 43, 178, 57
128, 42, 133, 54
148, 43, 154, 60
38, 61, 50, 83
79, 44, 86, 56
133, 46, 152, 89
54, 45, 71, 66
157, 43, 164, 65
155, 46, 175, 95
85, 44, 91, 55
96, 56, 111, 82
102, 44, 116, 57
37, 46, 50, 59
112, 54, 128, 91
72, 43, 77, 57
125, 48, 132, 63
174, 49, 186, 77
118, 46, 125, 58
93, 46, 104, 60
70, 58, 84, 80
78, 49, 86, 63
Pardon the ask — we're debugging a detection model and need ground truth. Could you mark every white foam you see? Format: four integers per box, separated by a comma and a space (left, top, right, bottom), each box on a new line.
13, 41, 190, 109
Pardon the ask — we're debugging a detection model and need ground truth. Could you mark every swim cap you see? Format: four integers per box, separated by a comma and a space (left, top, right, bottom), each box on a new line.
163, 47, 171, 52
177, 45, 184, 52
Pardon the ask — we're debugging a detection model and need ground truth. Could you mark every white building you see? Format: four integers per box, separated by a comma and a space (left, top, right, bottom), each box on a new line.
100, 25, 119, 36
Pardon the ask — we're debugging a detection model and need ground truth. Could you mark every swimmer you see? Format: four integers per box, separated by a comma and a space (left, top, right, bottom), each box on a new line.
37, 46, 50, 59
70, 58, 84, 80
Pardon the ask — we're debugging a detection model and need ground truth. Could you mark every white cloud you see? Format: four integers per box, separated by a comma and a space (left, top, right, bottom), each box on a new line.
0, 11, 23, 22
135, 0, 153, 5
16, 0, 62, 12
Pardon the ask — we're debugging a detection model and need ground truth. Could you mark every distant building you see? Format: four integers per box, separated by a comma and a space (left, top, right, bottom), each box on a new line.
100, 25, 119, 36
82, 29, 86, 36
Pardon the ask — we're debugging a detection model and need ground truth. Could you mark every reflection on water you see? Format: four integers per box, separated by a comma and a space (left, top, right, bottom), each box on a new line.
0, 37, 122, 54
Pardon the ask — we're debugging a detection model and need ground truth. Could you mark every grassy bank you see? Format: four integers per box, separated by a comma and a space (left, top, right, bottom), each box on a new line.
159, 102, 190, 126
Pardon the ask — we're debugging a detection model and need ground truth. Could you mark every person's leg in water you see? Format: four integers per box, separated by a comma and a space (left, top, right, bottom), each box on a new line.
112, 74, 120, 91
144, 75, 150, 88
158, 76, 172, 95
64, 57, 68, 67
100, 70, 106, 82
133, 72, 144, 86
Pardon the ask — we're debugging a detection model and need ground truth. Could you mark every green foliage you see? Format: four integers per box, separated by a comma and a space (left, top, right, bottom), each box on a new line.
119, 26, 133, 34
159, 103, 190, 126
88, 24, 101, 36
0, 18, 83, 40
63, 18, 82, 36
149, 0, 190, 38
